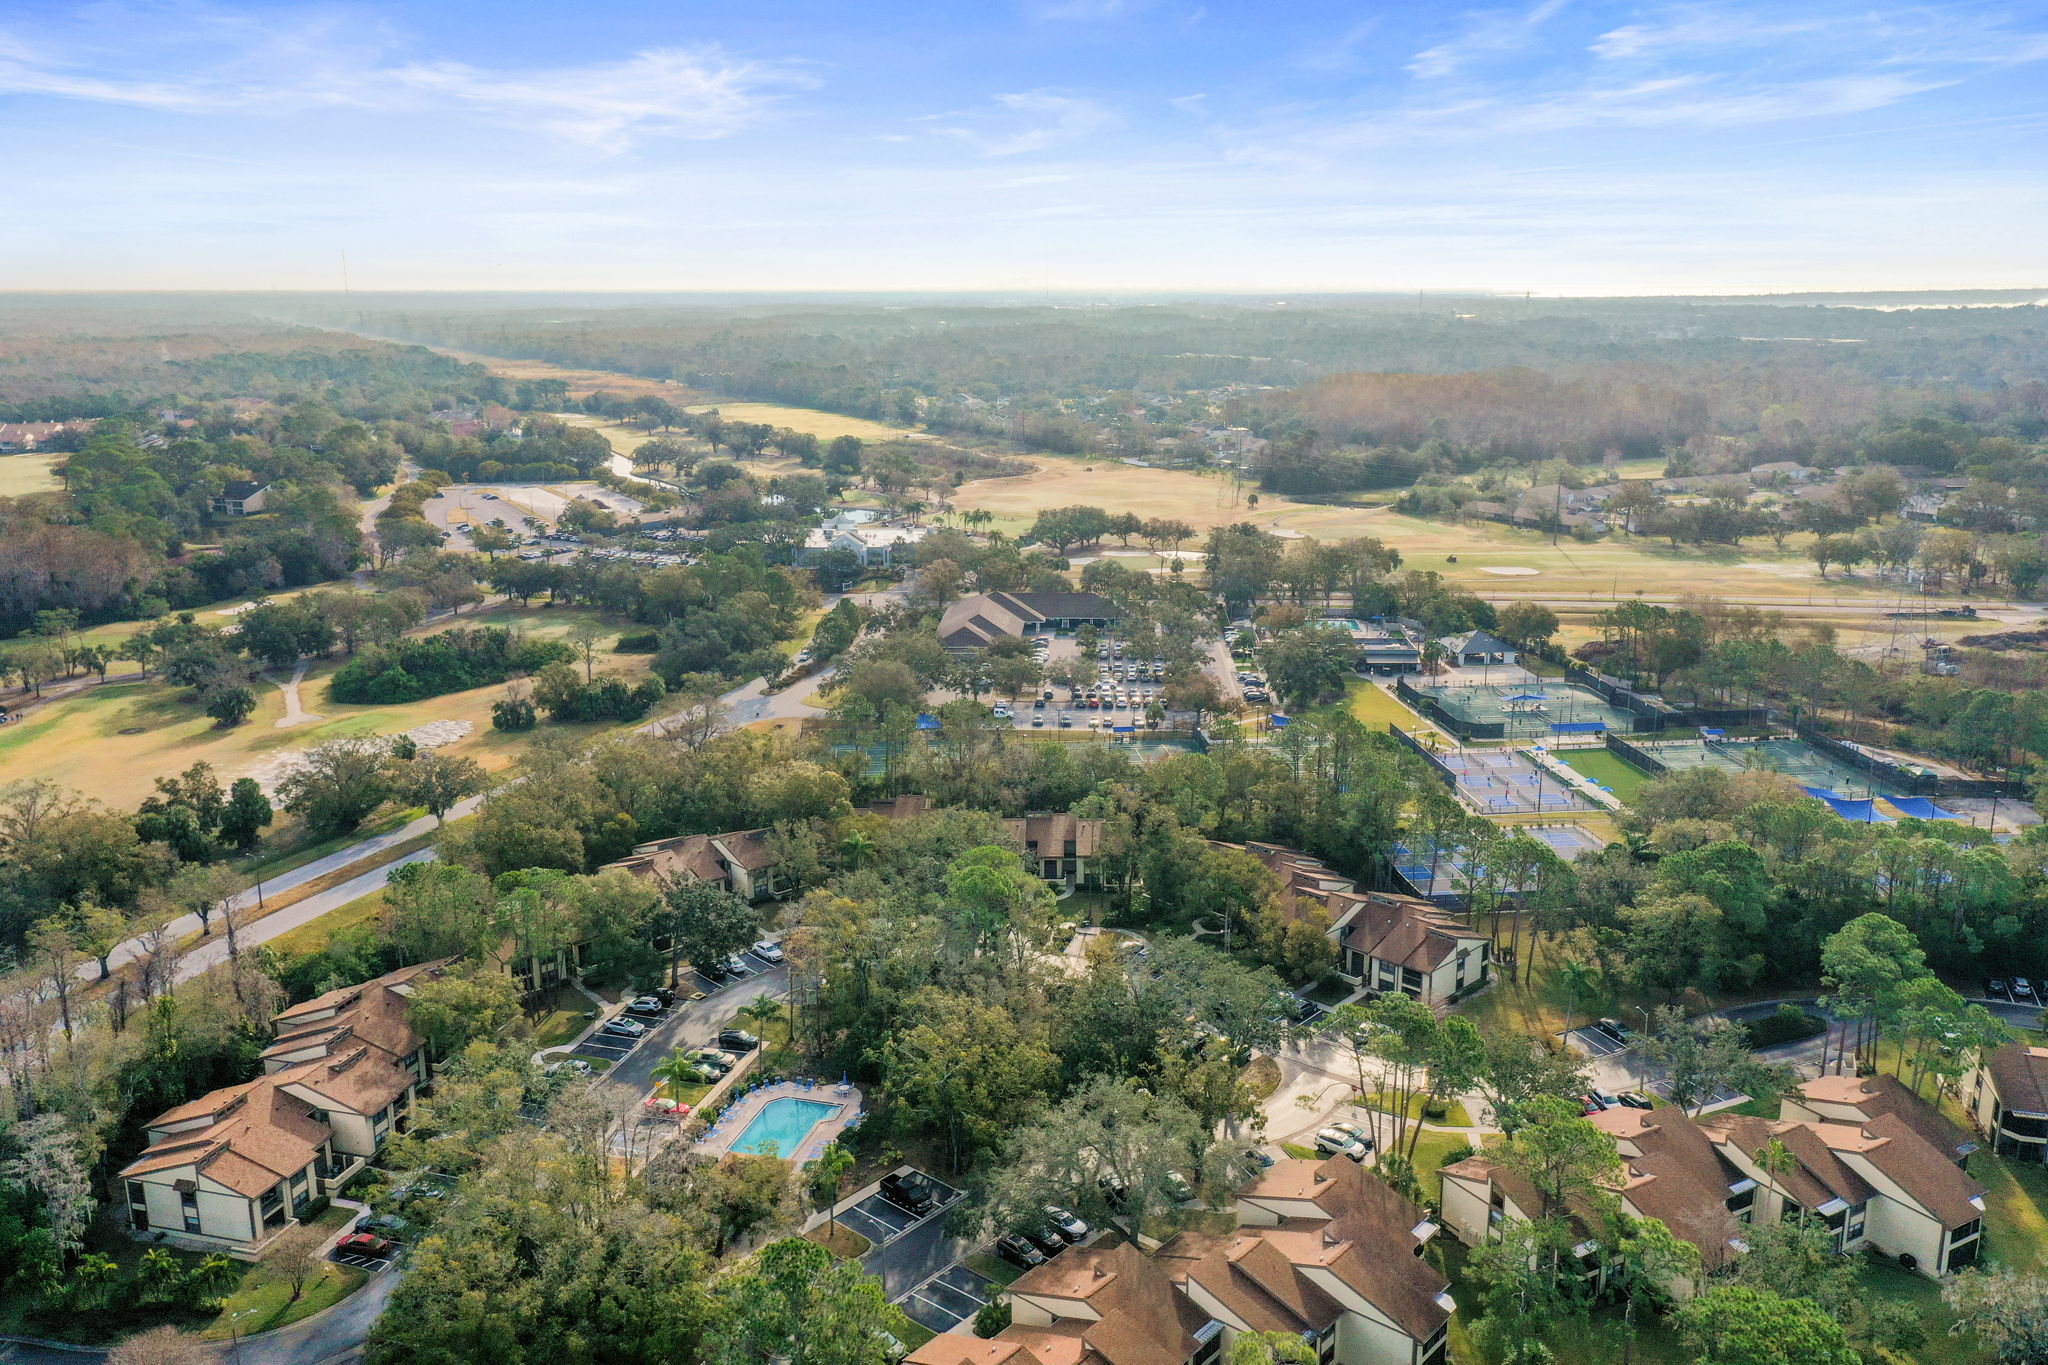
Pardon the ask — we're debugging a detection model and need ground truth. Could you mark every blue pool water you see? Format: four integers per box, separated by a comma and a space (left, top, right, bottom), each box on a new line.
730, 1097, 838, 1158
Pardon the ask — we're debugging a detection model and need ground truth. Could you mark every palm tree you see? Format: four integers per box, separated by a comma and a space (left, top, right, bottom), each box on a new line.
1558, 959, 1594, 1041
809, 1141, 856, 1237
838, 830, 877, 867
740, 993, 786, 1042
650, 1048, 701, 1107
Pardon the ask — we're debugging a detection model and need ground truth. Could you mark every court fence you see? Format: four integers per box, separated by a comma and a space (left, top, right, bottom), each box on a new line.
1604, 732, 1670, 776
1793, 724, 2027, 801
1390, 725, 1462, 791
1394, 677, 1505, 740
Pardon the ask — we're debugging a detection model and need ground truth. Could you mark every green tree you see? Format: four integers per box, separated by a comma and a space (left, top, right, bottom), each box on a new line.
277, 736, 393, 836
659, 878, 758, 986
1226, 1331, 1317, 1365
396, 750, 488, 825
879, 987, 1059, 1173
405, 965, 523, 1055
1945, 1267, 2048, 1365
217, 777, 273, 849
1675, 1285, 1862, 1365
703, 1238, 909, 1365
1820, 912, 1930, 1072
807, 1142, 856, 1235
203, 683, 258, 728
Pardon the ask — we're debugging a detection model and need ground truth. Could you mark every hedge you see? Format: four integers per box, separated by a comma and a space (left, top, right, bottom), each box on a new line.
329, 627, 576, 704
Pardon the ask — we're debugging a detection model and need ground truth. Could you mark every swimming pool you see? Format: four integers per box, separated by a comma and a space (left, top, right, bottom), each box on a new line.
730, 1097, 840, 1159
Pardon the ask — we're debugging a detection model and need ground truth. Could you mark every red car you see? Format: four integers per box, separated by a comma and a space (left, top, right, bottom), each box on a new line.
336, 1232, 394, 1256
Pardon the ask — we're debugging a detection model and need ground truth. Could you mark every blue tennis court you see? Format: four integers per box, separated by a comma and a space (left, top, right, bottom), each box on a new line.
1434, 747, 1594, 815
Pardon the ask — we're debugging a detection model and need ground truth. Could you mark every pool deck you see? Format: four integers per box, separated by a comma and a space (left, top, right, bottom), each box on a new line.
696, 1077, 865, 1165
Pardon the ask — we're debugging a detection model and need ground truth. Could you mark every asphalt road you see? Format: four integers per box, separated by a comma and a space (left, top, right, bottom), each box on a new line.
602, 958, 791, 1095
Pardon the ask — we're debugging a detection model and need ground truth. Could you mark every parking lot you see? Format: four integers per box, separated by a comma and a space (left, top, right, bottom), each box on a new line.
839, 1171, 963, 1249
568, 943, 787, 1062
898, 1265, 995, 1335
330, 1239, 399, 1272
1564, 1022, 1633, 1058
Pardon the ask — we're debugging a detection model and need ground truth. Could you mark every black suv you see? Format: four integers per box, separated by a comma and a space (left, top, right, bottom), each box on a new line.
879, 1172, 937, 1217
717, 1029, 760, 1052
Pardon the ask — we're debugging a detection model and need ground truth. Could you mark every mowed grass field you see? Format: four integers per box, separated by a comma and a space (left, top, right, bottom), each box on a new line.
428, 347, 694, 401
684, 401, 927, 443
0, 604, 654, 809
0, 453, 64, 496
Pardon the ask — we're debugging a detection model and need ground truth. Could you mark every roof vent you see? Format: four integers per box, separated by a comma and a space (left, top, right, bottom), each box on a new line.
1093, 1264, 1107, 1279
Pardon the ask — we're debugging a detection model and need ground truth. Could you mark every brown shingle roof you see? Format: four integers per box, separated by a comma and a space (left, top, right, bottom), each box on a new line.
1986, 1044, 2048, 1117
1336, 892, 1481, 973
1006, 813, 1101, 858
122, 1076, 329, 1196
604, 832, 730, 885
1795, 1073, 1977, 1162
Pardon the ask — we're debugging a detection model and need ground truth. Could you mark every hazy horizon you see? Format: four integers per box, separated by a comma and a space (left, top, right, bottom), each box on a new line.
4, 0, 2046, 294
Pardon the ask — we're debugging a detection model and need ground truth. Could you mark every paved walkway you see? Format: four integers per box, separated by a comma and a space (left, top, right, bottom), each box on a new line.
268, 661, 323, 728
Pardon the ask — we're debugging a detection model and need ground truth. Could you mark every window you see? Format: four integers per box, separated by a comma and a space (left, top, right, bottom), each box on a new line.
128, 1181, 150, 1231
181, 1189, 202, 1234
1726, 1186, 1756, 1219
1951, 1218, 1982, 1245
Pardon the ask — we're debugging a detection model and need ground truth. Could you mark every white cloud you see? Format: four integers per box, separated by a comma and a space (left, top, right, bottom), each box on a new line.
934, 91, 1120, 156
1409, 0, 1570, 78
0, 15, 807, 151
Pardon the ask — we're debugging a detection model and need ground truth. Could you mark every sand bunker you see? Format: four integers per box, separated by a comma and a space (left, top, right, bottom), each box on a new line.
1479, 566, 1540, 576
238, 720, 475, 796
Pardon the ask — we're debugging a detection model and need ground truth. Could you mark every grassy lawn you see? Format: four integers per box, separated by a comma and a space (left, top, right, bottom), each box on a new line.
262, 888, 386, 957
1408, 1129, 1477, 1204
1346, 678, 1428, 733
0, 452, 64, 495
1281, 1142, 1320, 1160
804, 1221, 873, 1258
1976, 1150, 2048, 1272
1552, 748, 1652, 803
1242, 1055, 1283, 1100
965, 1252, 1026, 1288
1460, 954, 1623, 1043
0, 1204, 368, 1346
684, 401, 927, 443
527, 982, 599, 1049
0, 601, 654, 809
1363, 1093, 1474, 1128
231, 805, 422, 888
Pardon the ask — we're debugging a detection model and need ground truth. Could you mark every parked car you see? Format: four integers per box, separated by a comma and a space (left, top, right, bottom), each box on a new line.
601, 1017, 647, 1039
2017, 979, 2040, 1005
751, 940, 786, 964
722, 956, 754, 978
1021, 1222, 1067, 1256
996, 1234, 1047, 1269
1044, 1206, 1089, 1242
623, 996, 665, 1017
1580, 1094, 1610, 1115
1240, 1148, 1276, 1172
1327, 1121, 1374, 1152
880, 1172, 937, 1216
689, 1049, 735, 1074
718, 1028, 761, 1052
1165, 1171, 1196, 1203
336, 1232, 394, 1257
991, 705, 1014, 720
1990, 979, 2011, 1000
1616, 1091, 1655, 1110
1315, 1128, 1369, 1162
1594, 1018, 1630, 1044
1097, 1175, 1130, 1210
650, 987, 679, 1007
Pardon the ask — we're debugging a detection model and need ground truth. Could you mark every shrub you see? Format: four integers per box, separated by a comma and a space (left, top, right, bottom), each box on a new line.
330, 627, 575, 703
614, 631, 660, 653
973, 1301, 1012, 1338
492, 697, 537, 731
1437, 1143, 1476, 1167
1742, 1003, 1827, 1050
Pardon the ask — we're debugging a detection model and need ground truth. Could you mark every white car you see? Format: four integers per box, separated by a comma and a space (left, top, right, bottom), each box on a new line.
991, 705, 1014, 720
751, 940, 785, 964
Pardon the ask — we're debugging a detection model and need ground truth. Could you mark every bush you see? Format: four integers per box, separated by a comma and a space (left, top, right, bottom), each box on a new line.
1437, 1143, 1476, 1167
613, 631, 660, 653
973, 1301, 1011, 1338
492, 697, 537, 731
330, 627, 575, 703
1743, 1003, 1827, 1050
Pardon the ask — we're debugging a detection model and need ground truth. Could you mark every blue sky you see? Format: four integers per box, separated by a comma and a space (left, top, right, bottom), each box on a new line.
2, 0, 2045, 293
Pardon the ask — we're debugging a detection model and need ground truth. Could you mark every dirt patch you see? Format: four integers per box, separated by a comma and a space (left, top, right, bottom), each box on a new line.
1959, 629, 2048, 651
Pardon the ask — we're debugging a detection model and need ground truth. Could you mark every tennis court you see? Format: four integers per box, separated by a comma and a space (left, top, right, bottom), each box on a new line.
1435, 747, 1596, 815
1411, 682, 1640, 740
1629, 736, 1964, 822
1392, 823, 1603, 896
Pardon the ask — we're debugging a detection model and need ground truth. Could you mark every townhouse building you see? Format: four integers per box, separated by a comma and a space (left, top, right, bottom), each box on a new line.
910, 1156, 1454, 1365
118, 961, 447, 1257
1440, 1075, 1985, 1291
